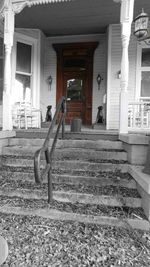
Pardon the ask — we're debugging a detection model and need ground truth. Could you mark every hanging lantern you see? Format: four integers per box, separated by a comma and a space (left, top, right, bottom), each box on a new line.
96, 74, 103, 90
134, 9, 149, 39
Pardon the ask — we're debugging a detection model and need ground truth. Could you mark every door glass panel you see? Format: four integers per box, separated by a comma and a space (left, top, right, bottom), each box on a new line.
142, 48, 150, 67
16, 42, 31, 73
141, 71, 150, 97
67, 79, 83, 100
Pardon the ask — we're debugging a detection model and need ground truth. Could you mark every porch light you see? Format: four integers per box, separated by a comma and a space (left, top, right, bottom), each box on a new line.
134, 9, 149, 41
96, 74, 103, 90
47, 75, 53, 91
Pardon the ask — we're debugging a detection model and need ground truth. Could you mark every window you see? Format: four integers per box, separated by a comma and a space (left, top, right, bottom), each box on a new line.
0, 37, 4, 103
14, 41, 32, 103
67, 78, 83, 100
137, 46, 150, 99
141, 48, 150, 98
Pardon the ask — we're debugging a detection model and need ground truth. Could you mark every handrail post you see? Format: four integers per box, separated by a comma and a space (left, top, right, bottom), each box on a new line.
61, 97, 66, 140
34, 96, 66, 203
48, 166, 53, 203
62, 118, 65, 139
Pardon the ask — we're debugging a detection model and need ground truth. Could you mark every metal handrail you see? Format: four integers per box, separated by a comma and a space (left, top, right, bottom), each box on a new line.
34, 96, 66, 203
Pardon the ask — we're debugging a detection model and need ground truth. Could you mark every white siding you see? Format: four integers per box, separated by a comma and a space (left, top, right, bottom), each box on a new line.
107, 24, 137, 130
14, 26, 138, 128
16, 28, 40, 39
42, 34, 107, 123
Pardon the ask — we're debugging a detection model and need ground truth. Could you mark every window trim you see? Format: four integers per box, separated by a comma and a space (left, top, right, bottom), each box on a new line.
12, 32, 39, 108
136, 42, 150, 100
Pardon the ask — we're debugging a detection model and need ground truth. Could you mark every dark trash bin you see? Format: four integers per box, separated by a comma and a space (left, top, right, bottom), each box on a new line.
71, 118, 82, 132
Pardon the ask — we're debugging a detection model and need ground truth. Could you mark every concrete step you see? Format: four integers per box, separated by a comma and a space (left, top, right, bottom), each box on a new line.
8, 138, 123, 150
2, 146, 127, 161
0, 188, 142, 207
0, 184, 148, 230
0, 177, 141, 207
0, 204, 149, 230
2, 157, 129, 172
0, 169, 137, 189
0, 171, 148, 230
15, 130, 119, 141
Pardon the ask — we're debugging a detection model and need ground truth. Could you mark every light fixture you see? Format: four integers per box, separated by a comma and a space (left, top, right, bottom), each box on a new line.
47, 75, 53, 90
134, 9, 150, 43
117, 70, 121, 79
97, 74, 103, 90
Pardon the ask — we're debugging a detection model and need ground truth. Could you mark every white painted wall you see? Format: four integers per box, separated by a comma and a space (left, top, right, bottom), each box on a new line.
12, 26, 139, 129
107, 24, 137, 130
41, 34, 107, 123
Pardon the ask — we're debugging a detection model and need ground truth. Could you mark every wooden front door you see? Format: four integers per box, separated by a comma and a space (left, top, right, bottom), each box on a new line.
53, 42, 98, 125
63, 71, 86, 124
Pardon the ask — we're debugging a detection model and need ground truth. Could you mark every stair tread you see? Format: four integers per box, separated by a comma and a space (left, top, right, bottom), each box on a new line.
2, 156, 128, 164
0, 182, 142, 208
1, 135, 147, 227
9, 138, 123, 147
4, 145, 125, 152
0, 169, 137, 190
0, 179, 140, 198
0, 195, 145, 222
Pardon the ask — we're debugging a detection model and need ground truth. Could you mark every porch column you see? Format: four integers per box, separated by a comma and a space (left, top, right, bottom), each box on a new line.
1, 1, 15, 130
119, 0, 135, 134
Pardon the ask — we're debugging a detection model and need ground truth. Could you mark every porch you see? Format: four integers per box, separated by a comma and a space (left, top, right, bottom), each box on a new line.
0, 0, 150, 134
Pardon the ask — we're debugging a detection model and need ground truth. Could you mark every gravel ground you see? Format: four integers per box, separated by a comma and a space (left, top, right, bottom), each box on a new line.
0, 213, 150, 267
0, 196, 147, 219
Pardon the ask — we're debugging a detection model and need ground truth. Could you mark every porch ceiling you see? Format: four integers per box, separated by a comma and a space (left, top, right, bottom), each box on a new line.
15, 0, 150, 37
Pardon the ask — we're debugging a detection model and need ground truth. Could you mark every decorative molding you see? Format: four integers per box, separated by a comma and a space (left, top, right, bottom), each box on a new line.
120, 0, 135, 24
0, 0, 8, 18
12, 0, 72, 10
13, 1, 30, 14
27, 0, 72, 6
0, 0, 73, 17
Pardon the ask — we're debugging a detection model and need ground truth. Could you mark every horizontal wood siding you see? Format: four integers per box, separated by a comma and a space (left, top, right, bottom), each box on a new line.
107, 24, 137, 130
16, 28, 40, 39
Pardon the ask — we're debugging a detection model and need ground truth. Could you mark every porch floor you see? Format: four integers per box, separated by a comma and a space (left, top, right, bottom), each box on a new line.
15, 124, 118, 134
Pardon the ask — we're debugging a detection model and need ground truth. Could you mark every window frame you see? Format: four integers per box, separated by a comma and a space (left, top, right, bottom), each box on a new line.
12, 32, 39, 107
136, 42, 150, 100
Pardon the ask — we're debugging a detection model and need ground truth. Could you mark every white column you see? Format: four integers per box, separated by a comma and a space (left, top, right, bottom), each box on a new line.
119, 0, 135, 134
2, 1, 14, 131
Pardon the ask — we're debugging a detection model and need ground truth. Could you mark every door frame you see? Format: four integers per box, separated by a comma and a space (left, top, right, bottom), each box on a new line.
53, 42, 98, 125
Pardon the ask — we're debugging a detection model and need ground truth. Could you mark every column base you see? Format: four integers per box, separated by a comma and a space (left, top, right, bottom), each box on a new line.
119, 90, 128, 134
2, 92, 13, 131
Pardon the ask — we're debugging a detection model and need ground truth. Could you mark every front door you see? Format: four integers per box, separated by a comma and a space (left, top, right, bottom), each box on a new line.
53, 42, 98, 125
63, 71, 86, 124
